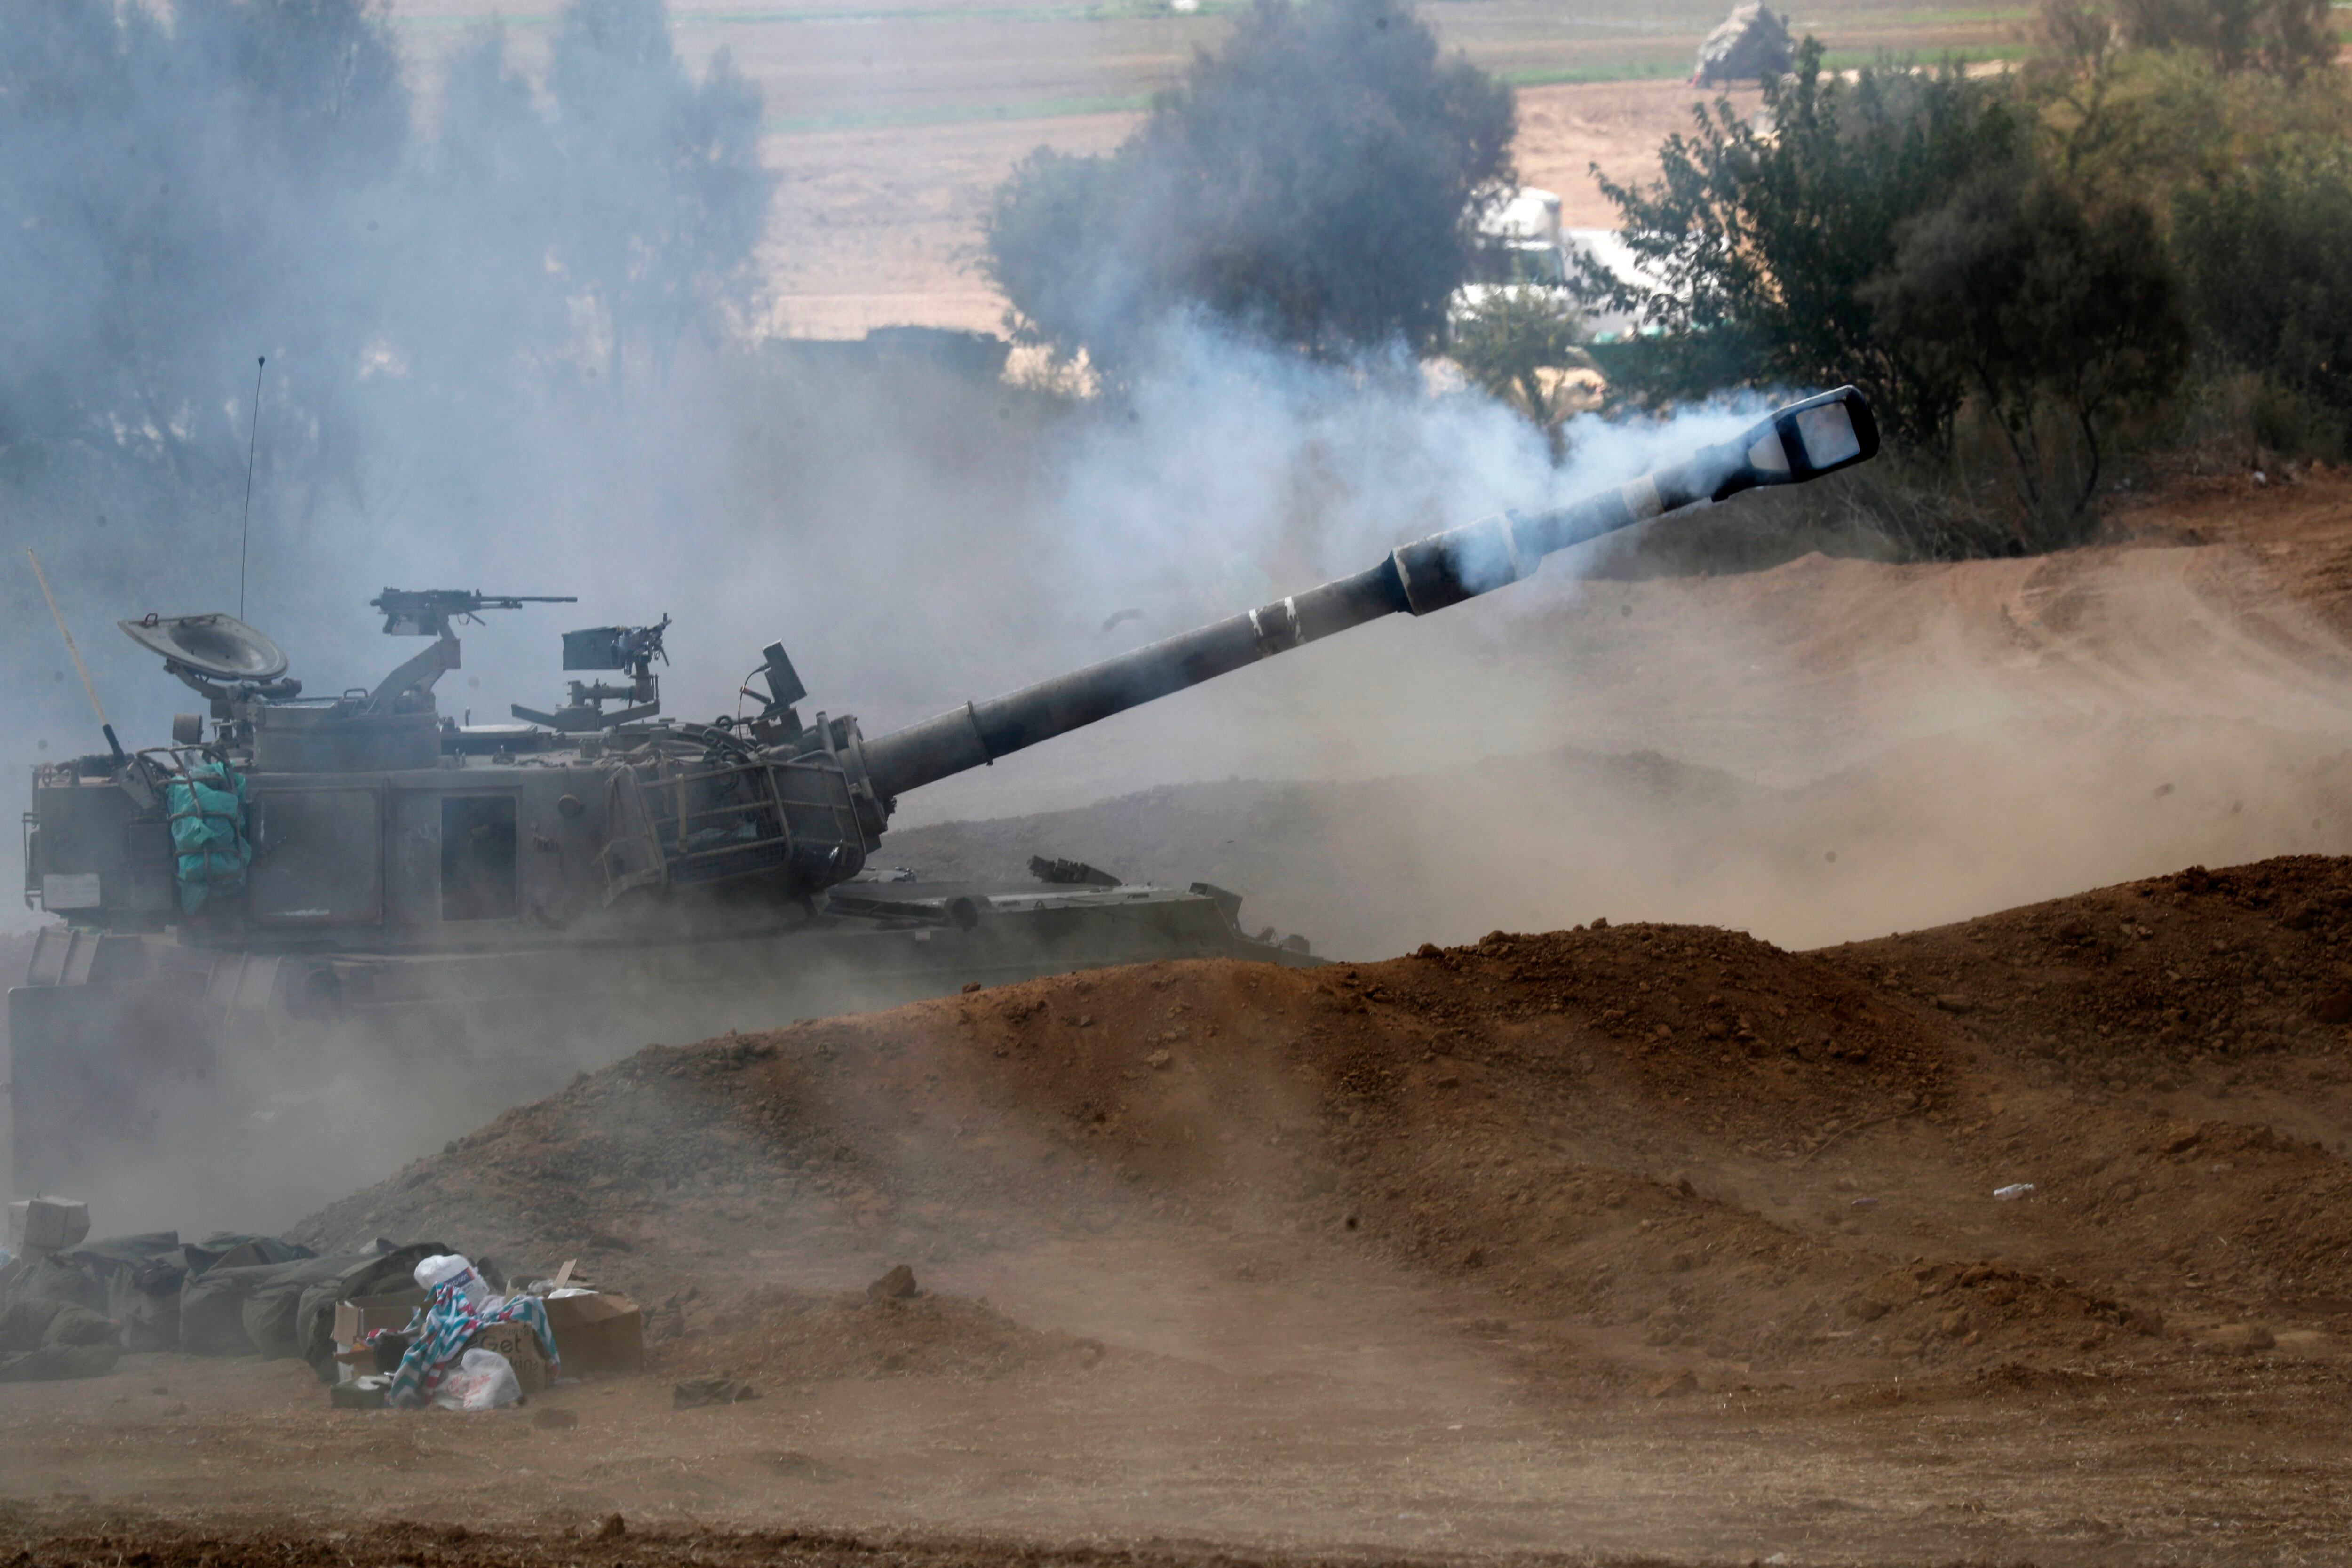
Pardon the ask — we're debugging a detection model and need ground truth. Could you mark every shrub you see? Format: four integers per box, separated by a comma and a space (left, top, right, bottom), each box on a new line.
1865, 175, 2187, 514
1448, 289, 1591, 439
2172, 143, 2352, 450
1583, 41, 2025, 452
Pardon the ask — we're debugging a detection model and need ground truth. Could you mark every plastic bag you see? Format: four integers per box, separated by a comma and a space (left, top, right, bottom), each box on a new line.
430, 1348, 522, 1411
413, 1253, 487, 1311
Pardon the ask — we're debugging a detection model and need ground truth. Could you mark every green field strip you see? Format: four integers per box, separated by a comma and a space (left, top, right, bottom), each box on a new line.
1818, 6, 2032, 22
1504, 61, 1695, 85
765, 91, 1152, 132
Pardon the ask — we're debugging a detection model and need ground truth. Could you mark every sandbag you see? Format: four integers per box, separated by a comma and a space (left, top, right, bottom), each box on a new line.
177, 1237, 322, 1355
55, 1234, 184, 1352
107, 1256, 187, 1353
8, 1250, 111, 1313
242, 1288, 308, 1361
12, 1233, 176, 1319
182, 1257, 308, 1354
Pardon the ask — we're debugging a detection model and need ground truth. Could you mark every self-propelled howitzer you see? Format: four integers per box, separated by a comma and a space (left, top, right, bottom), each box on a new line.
10, 388, 1875, 1221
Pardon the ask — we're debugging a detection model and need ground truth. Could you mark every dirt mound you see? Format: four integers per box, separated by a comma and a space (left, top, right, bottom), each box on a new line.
296, 855, 2352, 1394
1818, 854, 2352, 1322
655, 1277, 1104, 1390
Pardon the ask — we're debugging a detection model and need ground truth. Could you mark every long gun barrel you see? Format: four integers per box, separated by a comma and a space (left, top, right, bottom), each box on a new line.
860, 387, 1877, 802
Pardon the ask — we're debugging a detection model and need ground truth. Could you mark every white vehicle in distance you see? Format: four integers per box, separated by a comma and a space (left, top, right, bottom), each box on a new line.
1451, 190, 1647, 339
1454, 187, 1570, 316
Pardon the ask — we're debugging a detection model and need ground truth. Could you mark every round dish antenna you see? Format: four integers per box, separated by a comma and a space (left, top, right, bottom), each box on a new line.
118, 613, 289, 682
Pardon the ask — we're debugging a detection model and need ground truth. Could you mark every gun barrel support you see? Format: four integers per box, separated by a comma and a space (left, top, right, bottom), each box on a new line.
860, 386, 1878, 802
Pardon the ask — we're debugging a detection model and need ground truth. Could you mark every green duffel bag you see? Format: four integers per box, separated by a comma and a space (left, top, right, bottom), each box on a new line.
176, 1239, 323, 1356
196, 1254, 370, 1359
0, 1343, 119, 1382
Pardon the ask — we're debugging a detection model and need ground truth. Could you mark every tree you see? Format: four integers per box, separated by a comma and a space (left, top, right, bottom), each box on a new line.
980, 149, 1128, 371
1582, 41, 2024, 452
983, 0, 1515, 370
0, 0, 779, 534
1865, 174, 2186, 513
2173, 143, 2352, 445
2110, 0, 2337, 77
1448, 290, 1592, 446
548, 0, 775, 382
0, 0, 410, 497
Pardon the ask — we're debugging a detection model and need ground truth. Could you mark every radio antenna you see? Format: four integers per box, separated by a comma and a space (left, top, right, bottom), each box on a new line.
238, 354, 264, 621
26, 548, 126, 766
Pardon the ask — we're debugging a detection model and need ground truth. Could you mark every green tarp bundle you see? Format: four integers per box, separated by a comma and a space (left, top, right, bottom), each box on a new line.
1, 1230, 444, 1368
164, 759, 249, 912
292, 1242, 447, 1379
0, 1298, 120, 1382
47, 1232, 186, 1352
176, 1235, 321, 1356
177, 1238, 445, 1374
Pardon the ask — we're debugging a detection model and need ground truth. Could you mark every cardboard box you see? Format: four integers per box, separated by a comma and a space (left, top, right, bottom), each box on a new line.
332, 1289, 427, 1348
332, 1289, 427, 1380
543, 1292, 643, 1374
467, 1321, 552, 1393
7, 1197, 90, 1254
331, 1344, 381, 1382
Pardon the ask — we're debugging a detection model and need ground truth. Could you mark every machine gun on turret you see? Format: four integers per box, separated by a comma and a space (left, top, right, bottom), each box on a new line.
354, 588, 578, 719
371, 589, 578, 637
512, 616, 672, 733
